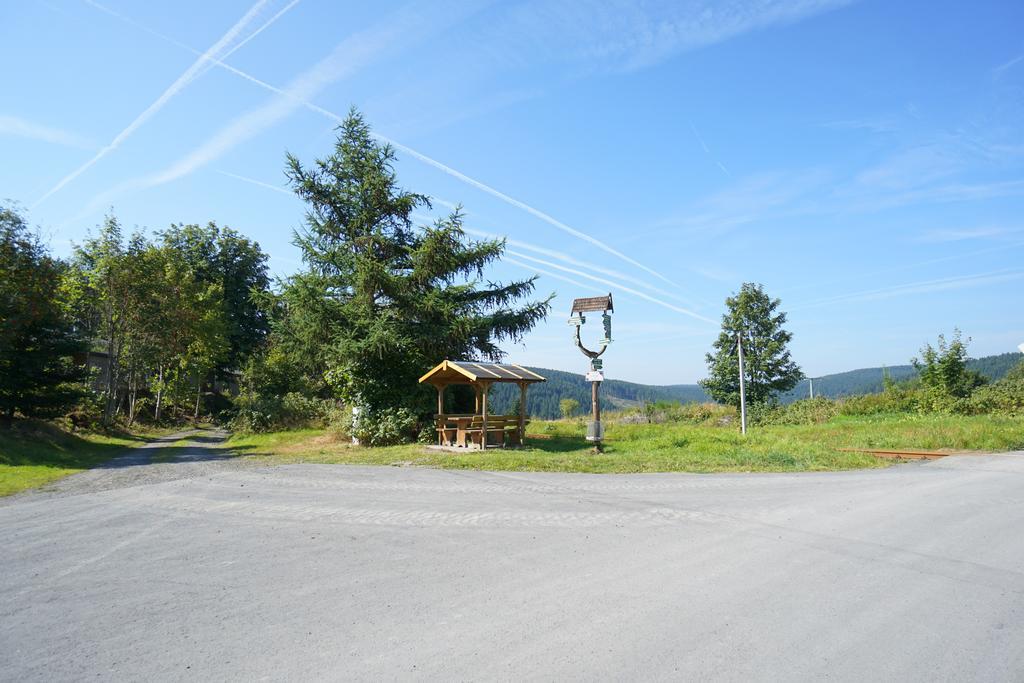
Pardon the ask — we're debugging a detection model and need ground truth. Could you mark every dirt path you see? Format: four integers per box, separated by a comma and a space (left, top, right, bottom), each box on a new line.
2, 427, 250, 504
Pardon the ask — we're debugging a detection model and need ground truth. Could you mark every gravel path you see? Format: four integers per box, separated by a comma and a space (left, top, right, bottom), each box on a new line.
3, 438, 1024, 680
1, 427, 250, 504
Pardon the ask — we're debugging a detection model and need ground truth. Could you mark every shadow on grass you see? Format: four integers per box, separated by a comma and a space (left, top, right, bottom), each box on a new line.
0, 420, 137, 471
0, 421, 236, 473
522, 434, 593, 454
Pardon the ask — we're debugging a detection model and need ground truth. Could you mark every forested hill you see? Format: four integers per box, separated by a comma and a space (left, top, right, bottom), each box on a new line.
487, 367, 708, 418
491, 352, 1023, 419
779, 352, 1024, 402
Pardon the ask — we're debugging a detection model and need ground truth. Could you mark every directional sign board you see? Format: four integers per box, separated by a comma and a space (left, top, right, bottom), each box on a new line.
590, 358, 603, 370
567, 316, 584, 326
586, 370, 604, 382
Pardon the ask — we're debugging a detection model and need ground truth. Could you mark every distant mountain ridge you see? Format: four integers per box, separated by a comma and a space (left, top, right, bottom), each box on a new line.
488, 352, 1023, 419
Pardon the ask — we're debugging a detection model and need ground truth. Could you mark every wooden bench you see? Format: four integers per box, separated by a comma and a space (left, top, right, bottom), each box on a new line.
505, 418, 530, 446
435, 414, 474, 446
464, 415, 530, 448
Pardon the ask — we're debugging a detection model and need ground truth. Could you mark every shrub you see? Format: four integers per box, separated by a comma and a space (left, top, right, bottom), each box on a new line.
838, 385, 920, 415
349, 406, 418, 446
227, 391, 339, 433
617, 401, 734, 425
968, 362, 1024, 416
760, 397, 839, 425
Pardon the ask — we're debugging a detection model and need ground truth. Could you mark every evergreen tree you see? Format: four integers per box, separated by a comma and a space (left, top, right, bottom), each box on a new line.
0, 205, 85, 421
701, 283, 802, 407
279, 108, 551, 420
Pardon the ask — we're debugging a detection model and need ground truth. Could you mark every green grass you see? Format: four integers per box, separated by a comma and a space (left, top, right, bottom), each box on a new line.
226, 413, 1024, 474
0, 421, 166, 496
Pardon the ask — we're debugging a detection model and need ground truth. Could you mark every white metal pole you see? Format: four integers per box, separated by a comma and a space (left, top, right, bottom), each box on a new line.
809, 377, 814, 399
737, 333, 747, 436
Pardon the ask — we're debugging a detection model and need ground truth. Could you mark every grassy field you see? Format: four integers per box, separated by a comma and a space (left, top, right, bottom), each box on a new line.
226, 413, 1024, 474
0, 421, 167, 497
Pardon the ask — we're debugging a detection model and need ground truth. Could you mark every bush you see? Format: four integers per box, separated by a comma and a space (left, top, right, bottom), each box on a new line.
967, 362, 1024, 416
349, 406, 418, 446
838, 385, 920, 415
756, 397, 839, 425
617, 401, 734, 425
227, 391, 339, 433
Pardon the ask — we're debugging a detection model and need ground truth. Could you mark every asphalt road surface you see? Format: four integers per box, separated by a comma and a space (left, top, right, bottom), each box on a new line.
3, 432, 1024, 681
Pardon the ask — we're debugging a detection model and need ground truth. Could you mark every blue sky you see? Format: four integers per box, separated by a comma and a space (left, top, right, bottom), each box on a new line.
3, 0, 1023, 384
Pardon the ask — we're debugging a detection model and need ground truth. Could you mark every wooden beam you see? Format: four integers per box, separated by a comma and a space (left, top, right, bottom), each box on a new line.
518, 381, 527, 447
436, 384, 445, 445
480, 381, 489, 450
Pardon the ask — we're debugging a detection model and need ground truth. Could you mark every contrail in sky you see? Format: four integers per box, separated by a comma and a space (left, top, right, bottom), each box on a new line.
507, 250, 715, 324
33, 0, 293, 208
81, 1, 682, 294
375, 135, 681, 289
504, 256, 590, 290
216, 170, 293, 195
689, 120, 732, 178
464, 226, 706, 309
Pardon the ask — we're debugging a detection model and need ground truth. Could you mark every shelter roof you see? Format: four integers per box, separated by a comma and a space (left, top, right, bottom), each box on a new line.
419, 360, 546, 385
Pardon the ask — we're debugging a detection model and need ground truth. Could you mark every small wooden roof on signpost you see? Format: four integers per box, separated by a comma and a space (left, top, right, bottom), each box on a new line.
571, 293, 614, 314
419, 360, 546, 386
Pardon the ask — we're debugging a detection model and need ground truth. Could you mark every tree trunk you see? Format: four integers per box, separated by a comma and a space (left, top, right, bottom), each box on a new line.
193, 378, 202, 422
154, 365, 164, 422
104, 335, 117, 425
126, 365, 137, 427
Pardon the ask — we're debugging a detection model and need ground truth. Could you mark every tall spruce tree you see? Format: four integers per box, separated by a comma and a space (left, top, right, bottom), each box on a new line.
701, 282, 802, 408
279, 108, 551, 420
0, 205, 85, 422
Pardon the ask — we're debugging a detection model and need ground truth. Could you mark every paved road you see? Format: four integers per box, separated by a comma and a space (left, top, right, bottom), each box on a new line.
3, 433, 1024, 681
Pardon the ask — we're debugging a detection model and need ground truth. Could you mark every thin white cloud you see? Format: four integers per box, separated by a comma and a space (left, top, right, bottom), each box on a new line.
0, 115, 94, 149
819, 118, 898, 134
791, 268, 1024, 310
778, 239, 1024, 298
650, 170, 829, 236
494, 0, 855, 72
34, 0, 289, 208
855, 145, 961, 191
915, 226, 1020, 243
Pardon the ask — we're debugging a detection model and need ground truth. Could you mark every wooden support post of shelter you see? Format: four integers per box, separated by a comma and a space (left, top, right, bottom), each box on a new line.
419, 360, 546, 449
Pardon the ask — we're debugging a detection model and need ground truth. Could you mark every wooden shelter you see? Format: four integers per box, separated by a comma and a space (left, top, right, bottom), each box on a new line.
419, 361, 546, 449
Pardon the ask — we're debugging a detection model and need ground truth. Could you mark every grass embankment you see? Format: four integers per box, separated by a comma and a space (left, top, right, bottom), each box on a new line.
226, 413, 1024, 474
0, 421, 167, 496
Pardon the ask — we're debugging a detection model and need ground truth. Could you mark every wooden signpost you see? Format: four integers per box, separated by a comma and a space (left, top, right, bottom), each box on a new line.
569, 294, 614, 452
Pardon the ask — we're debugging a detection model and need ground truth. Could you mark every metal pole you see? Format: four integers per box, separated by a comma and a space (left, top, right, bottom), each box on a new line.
592, 379, 602, 452
809, 377, 814, 400
737, 333, 747, 436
